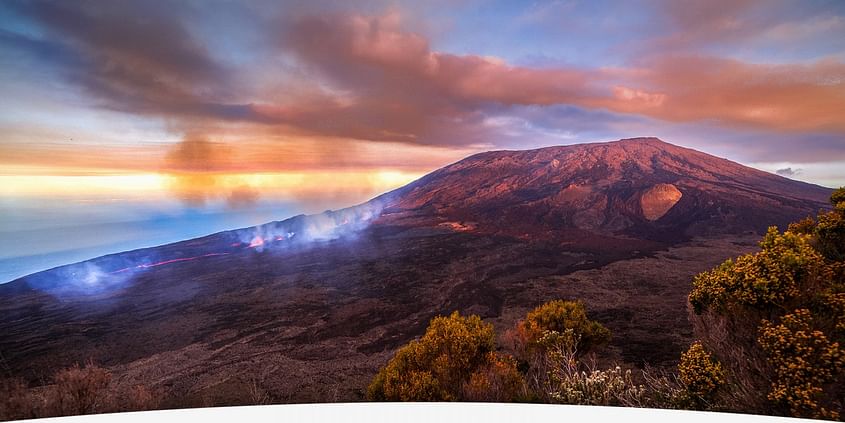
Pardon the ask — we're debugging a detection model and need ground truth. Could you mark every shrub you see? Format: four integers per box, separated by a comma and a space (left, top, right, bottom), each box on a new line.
543, 340, 681, 408
367, 311, 522, 401
0, 378, 38, 420
462, 352, 525, 402
47, 362, 111, 416
117, 384, 162, 412
547, 362, 646, 406
686, 188, 845, 418
678, 342, 725, 409
516, 300, 611, 358
246, 378, 271, 405
0, 364, 164, 418
816, 205, 845, 261
505, 300, 611, 400
758, 309, 844, 420
689, 227, 824, 312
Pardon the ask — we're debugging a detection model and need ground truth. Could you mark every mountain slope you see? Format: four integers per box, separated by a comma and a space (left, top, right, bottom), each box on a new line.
375, 137, 829, 240
0, 137, 833, 405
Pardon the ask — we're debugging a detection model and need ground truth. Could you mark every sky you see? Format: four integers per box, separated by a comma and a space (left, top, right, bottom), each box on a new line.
1, 0, 844, 281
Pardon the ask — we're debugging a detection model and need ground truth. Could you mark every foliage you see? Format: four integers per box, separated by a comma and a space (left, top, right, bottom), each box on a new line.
48, 362, 112, 416
816, 201, 845, 261
539, 327, 683, 408
686, 187, 845, 418
677, 342, 725, 408
367, 311, 521, 401
0, 363, 162, 420
507, 301, 680, 408
0, 377, 37, 420
462, 352, 525, 402
548, 364, 646, 406
689, 227, 824, 312
368, 301, 709, 409
831, 187, 845, 209
117, 384, 162, 412
501, 300, 612, 402
759, 309, 845, 420
517, 300, 611, 357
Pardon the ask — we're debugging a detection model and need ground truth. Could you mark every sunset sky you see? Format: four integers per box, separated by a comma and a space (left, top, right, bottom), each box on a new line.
1, 0, 844, 280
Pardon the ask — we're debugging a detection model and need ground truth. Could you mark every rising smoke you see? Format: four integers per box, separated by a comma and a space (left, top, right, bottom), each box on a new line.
25, 198, 388, 297
27, 262, 133, 296
236, 199, 385, 249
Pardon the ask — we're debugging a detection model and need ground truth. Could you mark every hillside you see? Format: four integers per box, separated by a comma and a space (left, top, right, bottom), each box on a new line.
0, 138, 832, 405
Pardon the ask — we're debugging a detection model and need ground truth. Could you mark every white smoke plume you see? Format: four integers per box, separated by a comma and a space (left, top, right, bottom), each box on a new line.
25, 200, 387, 297
237, 200, 385, 250
38, 262, 133, 296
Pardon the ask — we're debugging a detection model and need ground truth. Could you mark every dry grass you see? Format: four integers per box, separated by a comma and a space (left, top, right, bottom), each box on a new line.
0, 363, 162, 421
46, 362, 111, 416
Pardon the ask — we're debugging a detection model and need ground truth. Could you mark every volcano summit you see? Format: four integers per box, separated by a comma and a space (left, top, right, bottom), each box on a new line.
0, 138, 832, 405
376, 137, 829, 240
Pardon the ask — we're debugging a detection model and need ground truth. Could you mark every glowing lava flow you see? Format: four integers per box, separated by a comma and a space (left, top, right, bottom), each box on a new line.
110, 253, 230, 274
103, 212, 364, 277
102, 206, 374, 277
248, 236, 264, 248
108, 230, 297, 275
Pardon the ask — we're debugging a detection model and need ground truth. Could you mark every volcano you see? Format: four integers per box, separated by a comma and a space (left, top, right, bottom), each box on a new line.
0, 138, 832, 406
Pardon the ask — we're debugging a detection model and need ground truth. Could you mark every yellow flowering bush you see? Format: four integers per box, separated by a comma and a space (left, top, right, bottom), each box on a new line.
816, 203, 845, 261
689, 228, 824, 312
517, 300, 611, 356
686, 187, 845, 418
367, 311, 520, 401
677, 342, 725, 408
758, 309, 844, 420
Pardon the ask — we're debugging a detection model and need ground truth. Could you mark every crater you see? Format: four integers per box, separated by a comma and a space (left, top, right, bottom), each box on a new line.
640, 183, 682, 220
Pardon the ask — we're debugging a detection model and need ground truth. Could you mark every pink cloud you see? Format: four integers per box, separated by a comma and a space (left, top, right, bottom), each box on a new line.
267, 12, 845, 140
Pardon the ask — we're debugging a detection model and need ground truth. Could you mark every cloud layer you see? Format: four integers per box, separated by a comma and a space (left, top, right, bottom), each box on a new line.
0, 0, 843, 187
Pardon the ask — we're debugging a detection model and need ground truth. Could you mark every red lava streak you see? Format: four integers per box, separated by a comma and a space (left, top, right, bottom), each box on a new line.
111, 253, 230, 274
109, 230, 294, 274
248, 236, 264, 248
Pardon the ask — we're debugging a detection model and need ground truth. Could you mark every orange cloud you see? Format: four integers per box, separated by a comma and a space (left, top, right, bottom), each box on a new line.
13, 4, 845, 147
269, 12, 845, 140
255, 12, 601, 145
6, 4, 844, 182
596, 56, 845, 132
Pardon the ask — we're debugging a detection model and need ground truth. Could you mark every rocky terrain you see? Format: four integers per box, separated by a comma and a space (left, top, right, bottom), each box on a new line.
0, 137, 832, 406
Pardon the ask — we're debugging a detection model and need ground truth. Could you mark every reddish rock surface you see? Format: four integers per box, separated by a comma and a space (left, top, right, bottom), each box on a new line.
641, 184, 683, 220
375, 137, 830, 240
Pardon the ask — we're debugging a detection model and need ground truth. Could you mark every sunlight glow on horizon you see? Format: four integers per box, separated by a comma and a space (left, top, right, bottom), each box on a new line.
0, 169, 424, 200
